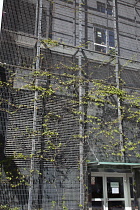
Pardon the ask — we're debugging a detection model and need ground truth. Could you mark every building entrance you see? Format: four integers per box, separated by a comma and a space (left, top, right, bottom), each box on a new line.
90, 172, 134, 210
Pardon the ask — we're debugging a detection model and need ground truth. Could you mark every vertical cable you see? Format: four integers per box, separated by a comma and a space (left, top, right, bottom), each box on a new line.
79, 0, 84, 209
113, 0, 125, 162
28, 0, 42, 209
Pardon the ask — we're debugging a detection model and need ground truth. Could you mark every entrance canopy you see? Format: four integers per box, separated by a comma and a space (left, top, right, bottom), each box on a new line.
88, 161, 140, 168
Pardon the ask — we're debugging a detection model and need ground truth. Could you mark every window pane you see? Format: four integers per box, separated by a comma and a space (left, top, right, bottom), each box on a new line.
131, 201, 136, 210
107, 177, 124, 198
92, 201, 103, 210
91, 177, 103, 198
95, 28, 106, 45
129, 177, 134, 198
109, 31, 115, 47
108, 201, 125, 210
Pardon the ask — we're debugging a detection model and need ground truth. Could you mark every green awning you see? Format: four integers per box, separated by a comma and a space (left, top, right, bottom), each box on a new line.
88, 161, 140, 168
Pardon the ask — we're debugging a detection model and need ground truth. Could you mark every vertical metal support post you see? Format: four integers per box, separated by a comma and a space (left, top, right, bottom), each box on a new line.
79, 0, 84, 209
106, 30, 109, 54
113, 0, 124, 162
0, 0, 4, 32
28, 0, 42, 209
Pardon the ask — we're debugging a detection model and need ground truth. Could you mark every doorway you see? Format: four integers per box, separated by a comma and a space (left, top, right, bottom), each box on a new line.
89, 172, 134, 210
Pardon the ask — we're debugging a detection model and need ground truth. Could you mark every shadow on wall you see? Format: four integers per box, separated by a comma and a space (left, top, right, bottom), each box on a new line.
0, 66, 28, 206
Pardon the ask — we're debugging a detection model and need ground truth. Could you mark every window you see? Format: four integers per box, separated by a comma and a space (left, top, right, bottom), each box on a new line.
97, 1, 113, 15
97, 2, 106, 13
95, 28, 106, 53
109, 30, 115, 47
94, 28, 115, 53
107, 4, 113, 15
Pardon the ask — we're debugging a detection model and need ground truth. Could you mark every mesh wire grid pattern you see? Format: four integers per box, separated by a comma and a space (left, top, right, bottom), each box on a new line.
0, 0, 140, 209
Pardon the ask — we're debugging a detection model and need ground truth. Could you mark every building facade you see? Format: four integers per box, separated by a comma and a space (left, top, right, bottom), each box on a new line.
0, 0, 140, 209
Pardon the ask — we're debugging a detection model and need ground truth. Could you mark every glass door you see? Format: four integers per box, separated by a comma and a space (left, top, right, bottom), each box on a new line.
90, 173, 134, 210
91, 175, 104, 210
106, 176, 125, 210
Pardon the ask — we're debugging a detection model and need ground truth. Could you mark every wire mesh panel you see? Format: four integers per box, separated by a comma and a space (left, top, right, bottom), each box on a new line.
1, 0, 140, 210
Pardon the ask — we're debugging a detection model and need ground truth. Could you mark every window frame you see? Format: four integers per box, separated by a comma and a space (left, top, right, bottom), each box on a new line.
89, 172, 134, 210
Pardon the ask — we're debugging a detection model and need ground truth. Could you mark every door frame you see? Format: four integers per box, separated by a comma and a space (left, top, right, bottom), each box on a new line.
91, 172, 133, 210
